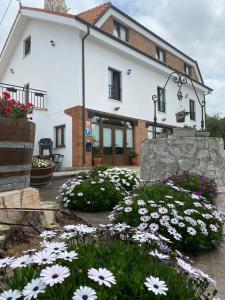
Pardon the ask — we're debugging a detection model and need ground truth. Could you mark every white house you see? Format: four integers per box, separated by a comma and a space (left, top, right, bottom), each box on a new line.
0, 0, 212, 168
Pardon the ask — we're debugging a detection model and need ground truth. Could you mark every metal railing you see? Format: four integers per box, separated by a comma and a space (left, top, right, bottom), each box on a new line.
0, 83, 47, 109
108, 85, 122, 101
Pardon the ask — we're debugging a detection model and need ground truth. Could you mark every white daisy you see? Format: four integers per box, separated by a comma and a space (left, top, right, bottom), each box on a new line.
176, 258, 198, 276
40, 264, 70, 286
42, 241, 67, 253
137, 200, 146, 206
137, 223, 148, 231
40, 230, 57, 239
77, 192, 83, 197
160, 219, 169, 227
171, 218, 179, 225
165, 195, 173, 199
178, 222, 185, 228
158, 207, 168, 214
100, 187, 105, 191
58, 251, 78, 262
113, 223, 130, 232
0, 289, 22, 300
31, 250, 57, 265
144, 276, 168, 295
72, 286, 97, 300
150, 212, 160, 219
138, 208, 148, 215
149, 223, 159, 232
11, 255, 31, 269
124, 207, 132, 213
140, 215, 150, 222
149, 250, 169, 260
209, 224, 218, 232
187, 227, 197, 236
0, 257, 14, 268
23, 278, 46, 300
88, 268, 116, 287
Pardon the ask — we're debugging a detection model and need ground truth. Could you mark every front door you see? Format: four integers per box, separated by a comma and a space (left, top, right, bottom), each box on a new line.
102, 125, 125, 165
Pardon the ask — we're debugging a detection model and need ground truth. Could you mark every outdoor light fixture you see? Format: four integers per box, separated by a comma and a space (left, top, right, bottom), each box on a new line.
50, 40, 56, 47
127, 69, 132, 75
161, 118, 167, 122
10, 68, 15, 74
114, 107, 120, 111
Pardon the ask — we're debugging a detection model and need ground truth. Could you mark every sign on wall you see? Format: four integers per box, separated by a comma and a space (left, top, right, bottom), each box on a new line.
85, 121, 92, 137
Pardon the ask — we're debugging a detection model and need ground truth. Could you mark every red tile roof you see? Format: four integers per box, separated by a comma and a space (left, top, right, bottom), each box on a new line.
77, 2, 112, 24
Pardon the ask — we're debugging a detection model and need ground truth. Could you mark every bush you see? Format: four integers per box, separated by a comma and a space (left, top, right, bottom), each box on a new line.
60, 176, 123, 212
164, 171, 218, 203
111, 184, 224, 253
89, 164, 109, 177
0, 225, 216, 300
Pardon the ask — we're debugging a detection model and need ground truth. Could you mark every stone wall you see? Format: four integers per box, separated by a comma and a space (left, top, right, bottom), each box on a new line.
140, 137, 225, 186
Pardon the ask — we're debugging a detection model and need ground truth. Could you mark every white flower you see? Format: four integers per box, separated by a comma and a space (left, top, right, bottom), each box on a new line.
73, 286, 97, 300
140, 215, 150, 222
32, 248, 57, 265
165, 195, 173, 199
158, 207, 168, 214
124, 207, 132, 213
137, 200, 146, 206
42, 241, 67, 253
77, 192, 83, 197
174, 201, 184, 206
171, 218, 179, 225
58, 251, 78, 262
173, 232, 182, 240
11, 255, 31, 269
0, 289, 22, 300
150, 212, 160, 219
209, 224, 218, 232
113, 223, 130, 232
124, 198, 133, 205
40, 264, 70, 286
178, 222, 185, 228
144, 276, 168, 295
137, 223, 148, 231
100, 187, 105, 191
40, 230, 57, 239
132, 231, 159, 243
149, 223, 159, 232
138, 208, 148, 215
176, 258, 198, 276
88, 268, 116, 287
23, 278, 46, 300
160, 219, 169, 227
0, 257, 14, 268
187, 227, 197, 236
149, 250, 169, 260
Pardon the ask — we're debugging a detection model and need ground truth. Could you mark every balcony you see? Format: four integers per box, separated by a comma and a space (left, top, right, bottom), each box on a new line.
0, 83, 47, 109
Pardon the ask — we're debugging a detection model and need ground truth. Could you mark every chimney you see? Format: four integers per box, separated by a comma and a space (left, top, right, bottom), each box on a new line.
44, 0, 68, 13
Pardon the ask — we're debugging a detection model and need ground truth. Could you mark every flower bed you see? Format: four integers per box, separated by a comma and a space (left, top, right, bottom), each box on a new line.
111, 184, 224, 253
164, 171, 218, 203
0, 224, 217, 300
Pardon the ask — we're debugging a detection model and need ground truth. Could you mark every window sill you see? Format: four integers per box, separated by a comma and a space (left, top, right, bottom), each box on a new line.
108, 98, 123, 103
55, 145, 66, 149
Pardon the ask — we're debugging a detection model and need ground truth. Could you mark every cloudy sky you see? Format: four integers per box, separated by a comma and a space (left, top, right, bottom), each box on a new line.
0, 0, 224, 116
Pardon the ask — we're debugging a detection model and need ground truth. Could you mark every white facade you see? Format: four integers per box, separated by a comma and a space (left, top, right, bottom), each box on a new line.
0, 7, 211, 168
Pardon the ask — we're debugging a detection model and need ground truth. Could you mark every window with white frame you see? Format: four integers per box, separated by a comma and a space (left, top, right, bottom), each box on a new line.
189, 99, 196, 121
184, 63, 191, 76
108, 68, 121, 101
157, 87, 166, 113
55, 125, 65, 148
156, 46, 166, 63
24, 35, 31, 57
113, 21, 128, 41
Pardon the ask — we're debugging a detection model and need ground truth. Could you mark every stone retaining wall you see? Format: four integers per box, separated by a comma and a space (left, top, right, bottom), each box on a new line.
140, 137, 225, 186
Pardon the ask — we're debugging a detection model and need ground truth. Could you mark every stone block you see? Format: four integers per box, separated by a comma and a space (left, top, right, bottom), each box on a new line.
21, 187, 41, 208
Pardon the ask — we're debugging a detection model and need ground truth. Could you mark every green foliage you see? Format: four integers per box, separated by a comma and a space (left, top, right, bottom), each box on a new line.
112, 184, 224, 254
60, 176, 123, 212
89, 164, 109, 177
164, 171, 218, 203
206, 114, 225, 144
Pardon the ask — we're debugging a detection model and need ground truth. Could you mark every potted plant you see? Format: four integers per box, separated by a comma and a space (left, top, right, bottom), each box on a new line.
0, 91, 35, 192
175, 110, 190, 123
30, 158, 54, 187
92, 146, 102, 166
173, 125, 196, 138
129, 150, 139, 165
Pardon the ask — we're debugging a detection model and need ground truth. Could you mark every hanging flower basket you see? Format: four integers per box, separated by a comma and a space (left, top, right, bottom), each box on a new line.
175, 110, 190, 123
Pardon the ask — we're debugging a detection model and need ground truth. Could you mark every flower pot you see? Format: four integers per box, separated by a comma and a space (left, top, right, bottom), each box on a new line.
92, 157, 102, 166
0, 117, 36, 192
195, 131, 210, 137
131, 157, 139, 166
30, 161, 54, 187
173, 127, 196, 138
176, 114, 186, 123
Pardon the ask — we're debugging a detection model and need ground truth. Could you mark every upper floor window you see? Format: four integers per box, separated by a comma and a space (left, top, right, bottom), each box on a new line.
55, 124, 65, 148
157, 87, 166, 113
24, 35, 31, 57
156, 47, 166, 63
184, 63, 191, 76
108, 68, 121, 101
189, 99, 196, 121
113, 21, 128, 42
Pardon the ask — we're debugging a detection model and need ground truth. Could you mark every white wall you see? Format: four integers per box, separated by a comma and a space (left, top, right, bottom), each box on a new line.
85, 38, 205, 129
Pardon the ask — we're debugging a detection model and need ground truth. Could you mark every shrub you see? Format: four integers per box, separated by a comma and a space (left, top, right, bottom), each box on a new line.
59, 176, 123, 212
164, 171, 218, 203
0, 225, 216, 300
89, 164, 109, 177
111, 184, 224, 253
0, 91, 34, 119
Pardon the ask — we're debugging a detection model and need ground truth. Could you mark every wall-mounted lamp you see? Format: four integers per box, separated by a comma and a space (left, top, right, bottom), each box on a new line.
10, 68, 15, 74
127, 69, 132, 75
50, 40, 56, 47
114, 107, 120, 111
161, 117, 167, 122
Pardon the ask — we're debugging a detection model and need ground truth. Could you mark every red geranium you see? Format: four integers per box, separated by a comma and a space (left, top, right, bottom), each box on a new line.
2, 91, 11, 100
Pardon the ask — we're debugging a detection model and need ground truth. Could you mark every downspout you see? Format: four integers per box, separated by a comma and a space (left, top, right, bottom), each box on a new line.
82, 26, 90, 166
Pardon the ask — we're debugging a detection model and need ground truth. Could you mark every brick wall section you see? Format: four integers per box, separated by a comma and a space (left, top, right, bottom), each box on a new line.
100, 17, 198, 81
134, 120, 148, 165
65, 106, 92, 168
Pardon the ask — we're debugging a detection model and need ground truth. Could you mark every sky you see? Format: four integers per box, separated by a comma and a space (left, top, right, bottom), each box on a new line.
0, 0, 225, 117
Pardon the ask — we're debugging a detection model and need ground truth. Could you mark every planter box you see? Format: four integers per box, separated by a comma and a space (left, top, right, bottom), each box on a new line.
173, 127, 196, 138
30, 161, 54, 187
0, 117, 36, 192
195, 131, 210, 137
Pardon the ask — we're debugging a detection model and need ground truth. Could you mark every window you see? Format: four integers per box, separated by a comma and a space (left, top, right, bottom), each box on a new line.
156, 47, 165, 63
157, 87, 166, 112
184, 63, 191, 76
189, 99, 196, 121
24, 36, 31, 57
113, 21, 128, 41
108, 68, 121, 101
55, 125, 65, 148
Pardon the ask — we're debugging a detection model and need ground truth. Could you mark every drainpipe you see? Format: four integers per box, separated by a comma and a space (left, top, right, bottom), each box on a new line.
82, 26, 90, 166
